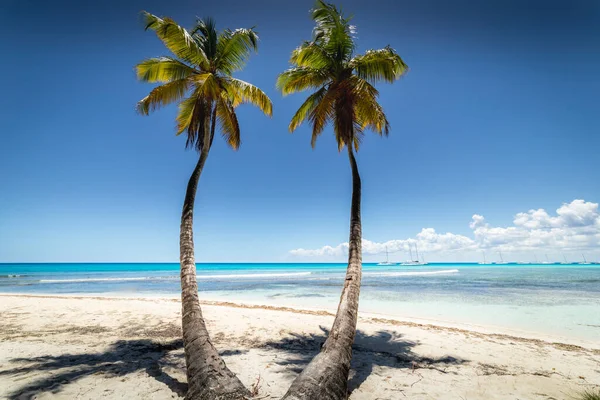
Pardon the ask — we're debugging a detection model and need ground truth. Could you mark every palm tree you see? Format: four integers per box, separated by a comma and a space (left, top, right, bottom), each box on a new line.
277, 2, 407, 398
136, 12, 272, 400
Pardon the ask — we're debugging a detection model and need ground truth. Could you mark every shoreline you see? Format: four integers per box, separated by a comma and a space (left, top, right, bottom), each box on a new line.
2, 292, 599, 351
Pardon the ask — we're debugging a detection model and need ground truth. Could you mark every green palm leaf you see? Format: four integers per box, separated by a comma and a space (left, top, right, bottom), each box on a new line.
216, 28, 259, 74
290, 42, 333, 69
216, 99, 241, 149
289, 87, 327, 132
142, 12, 209, 70
311, 0, 355, 63
276, 67, 330, 96
309, 87, 337, 148
350, 46, 408, 84
136, 57, 198, 83
136, 79, 191, 115
223, 77, 272, 116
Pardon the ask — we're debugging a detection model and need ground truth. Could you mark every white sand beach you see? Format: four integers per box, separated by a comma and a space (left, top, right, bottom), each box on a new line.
1, 294, 599, 399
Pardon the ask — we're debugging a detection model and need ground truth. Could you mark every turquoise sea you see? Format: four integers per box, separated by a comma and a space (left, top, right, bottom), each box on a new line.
1, 263, 599, 342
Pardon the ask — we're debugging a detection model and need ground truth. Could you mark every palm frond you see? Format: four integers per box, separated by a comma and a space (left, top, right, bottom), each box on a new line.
136, 79, 191, 115
309, 86, 337, 148
142, 11, 209, 69
276, 67, 330, 96
289, 87, 327, 132
311, 0, 355, 63
191, 73, 221, 99
216, 99, 241, 150
332, 90, 356, 150
216, 28, 259, 74
350, 46, 408, 83
290, 41, 332, 69
352, 77, 390, 135
175, 96, 196, 135
136, 57, 197, 83
223, 77, 272, 116
175, 95, 211, 151
191, 17, 219, 61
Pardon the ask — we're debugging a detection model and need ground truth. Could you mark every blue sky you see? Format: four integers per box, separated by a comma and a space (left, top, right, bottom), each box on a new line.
0, 0, 599, 263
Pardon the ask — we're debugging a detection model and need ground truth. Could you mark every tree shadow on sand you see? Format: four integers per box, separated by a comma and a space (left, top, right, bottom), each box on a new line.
2, 328, 467, 399
263, 326, 468, 394
0, 339, 246, 400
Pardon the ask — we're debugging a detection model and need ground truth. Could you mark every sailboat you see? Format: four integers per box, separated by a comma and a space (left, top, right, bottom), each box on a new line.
496, 250, 509, 265
479, 252, 487, 265
400, 243, 425, 266
579, 254, 592, 265
560, 254, 570, 265
415, 243, 428, 265
377, 246, 396, 266
541, 254, 552, 265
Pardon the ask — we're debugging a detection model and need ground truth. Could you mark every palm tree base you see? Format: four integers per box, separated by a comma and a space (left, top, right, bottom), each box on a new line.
282, 349, 350, 400
185, 377, 251, 400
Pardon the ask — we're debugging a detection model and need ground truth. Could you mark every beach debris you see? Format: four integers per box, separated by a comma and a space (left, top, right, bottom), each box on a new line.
250, 374, 262, 397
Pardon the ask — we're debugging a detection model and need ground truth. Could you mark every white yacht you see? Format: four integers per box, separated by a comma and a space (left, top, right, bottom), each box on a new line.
478, 252, 487, 265
400, 243, 427, 266
495, 251, 509, 265
377, 247, 396, 266
579, 254, 592, 265
415, 243, 428, 265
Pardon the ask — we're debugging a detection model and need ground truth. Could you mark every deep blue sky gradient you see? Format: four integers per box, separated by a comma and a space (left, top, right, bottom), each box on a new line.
0, 0, 598, 261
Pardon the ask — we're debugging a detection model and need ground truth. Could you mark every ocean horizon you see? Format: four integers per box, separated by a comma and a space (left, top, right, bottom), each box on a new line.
2, 262, 599, 343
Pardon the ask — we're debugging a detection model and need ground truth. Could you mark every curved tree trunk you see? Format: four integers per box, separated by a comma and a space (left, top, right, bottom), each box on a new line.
282, 145, 362, 400
180, 107, 250, 400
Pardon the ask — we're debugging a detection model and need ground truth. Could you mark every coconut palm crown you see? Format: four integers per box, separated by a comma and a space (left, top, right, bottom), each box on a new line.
136, 12, 272, 150
276, 0, 407, 150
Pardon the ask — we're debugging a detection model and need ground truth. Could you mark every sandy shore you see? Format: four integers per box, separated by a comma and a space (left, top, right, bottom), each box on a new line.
1, 294, 599, 399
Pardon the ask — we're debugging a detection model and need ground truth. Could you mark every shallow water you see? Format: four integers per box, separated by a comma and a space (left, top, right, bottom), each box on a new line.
1, 263, 599, 341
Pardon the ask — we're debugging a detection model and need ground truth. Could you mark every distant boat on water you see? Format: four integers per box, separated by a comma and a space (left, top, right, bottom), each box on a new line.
579, 254, 592, 265
495, 251, 509, 265
560, 254, 570, 265
377, 246, 396, 266
541, 254, 553, 265
479, 252, 487, 265
400, 243, 427, 266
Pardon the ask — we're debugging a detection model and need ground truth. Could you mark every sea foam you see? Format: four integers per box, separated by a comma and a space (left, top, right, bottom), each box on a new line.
39, 271, 312, 283
363, 269, 459, 277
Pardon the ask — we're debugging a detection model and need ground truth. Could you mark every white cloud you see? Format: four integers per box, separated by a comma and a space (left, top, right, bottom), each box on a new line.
289, 199, 600, 261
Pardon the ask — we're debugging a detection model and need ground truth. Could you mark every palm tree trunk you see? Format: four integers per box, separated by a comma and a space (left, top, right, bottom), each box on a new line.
282, 145, 363, 400
180, 107, 250, 400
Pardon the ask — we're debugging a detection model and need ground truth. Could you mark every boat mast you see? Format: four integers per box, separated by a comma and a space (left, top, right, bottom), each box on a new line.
409, 244, 413, 262
498, 250, 504, 263
415, 243, 420, 262
583, 254, 587, 263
